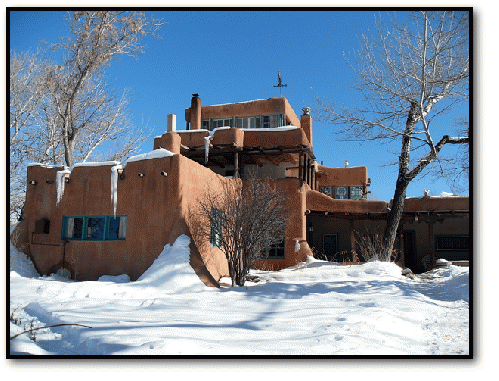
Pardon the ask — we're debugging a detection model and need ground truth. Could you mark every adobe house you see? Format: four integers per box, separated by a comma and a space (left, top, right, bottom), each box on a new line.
12, 95, 470, 284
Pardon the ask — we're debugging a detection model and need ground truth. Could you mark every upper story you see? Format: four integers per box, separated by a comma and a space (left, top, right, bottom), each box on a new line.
153, 95, 374, 199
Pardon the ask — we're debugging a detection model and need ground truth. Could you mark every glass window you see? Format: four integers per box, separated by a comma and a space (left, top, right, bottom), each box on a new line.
335, 186, 348, 199
108, 216, 127, 240
86, 217, 106, 240
320, 186, 333, 197
350, 186, 363, 200
212, 118, 231, 130
210, 208, 223, 248
62, 215, 127, 241
66, 217, 84, 239
201, 120, 210, 130
435, 235, 469, 251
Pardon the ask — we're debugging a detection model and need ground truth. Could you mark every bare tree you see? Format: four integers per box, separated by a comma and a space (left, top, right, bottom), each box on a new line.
9, 11, 163, 220
316, 11, 469, 258
195, 175, 289, 287
47, 11, 163, 167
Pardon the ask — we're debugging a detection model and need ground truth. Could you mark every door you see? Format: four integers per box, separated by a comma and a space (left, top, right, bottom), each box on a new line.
323, 234, 338, 261
403, 230, 418, 272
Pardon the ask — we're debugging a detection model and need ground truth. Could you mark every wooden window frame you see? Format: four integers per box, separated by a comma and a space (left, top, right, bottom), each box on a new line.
62, 215, 127, 241
435, 235, 469, 252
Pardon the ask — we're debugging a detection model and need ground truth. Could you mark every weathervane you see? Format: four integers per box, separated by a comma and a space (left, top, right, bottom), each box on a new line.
273, 71, 287, 97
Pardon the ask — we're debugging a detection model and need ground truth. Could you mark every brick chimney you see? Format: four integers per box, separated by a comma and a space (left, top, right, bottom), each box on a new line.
300, 107, 312, 147
189, 94, 202, 130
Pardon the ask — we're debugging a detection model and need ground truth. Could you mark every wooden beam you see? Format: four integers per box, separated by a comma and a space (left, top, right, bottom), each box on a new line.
265, 154, 280, 166
251, 156, 264, 167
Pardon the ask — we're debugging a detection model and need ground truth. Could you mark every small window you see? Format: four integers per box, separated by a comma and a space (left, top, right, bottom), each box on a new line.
66, 217, 84, 239
210, 208, 223, 248
87, 217, 106, 240
108, 216, 127, 240
435, 235, 469, 251
335, 186, 348, 199
264, 219, 285, 259
212, 118, 232, 130
320, 186, 333, 197
34, 218, 50, 234
350, 186, 363, 200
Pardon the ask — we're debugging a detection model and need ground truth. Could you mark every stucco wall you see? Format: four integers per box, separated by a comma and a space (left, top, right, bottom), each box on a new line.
316, 165, 369, 188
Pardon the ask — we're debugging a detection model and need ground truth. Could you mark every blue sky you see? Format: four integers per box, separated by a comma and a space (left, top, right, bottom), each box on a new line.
9, 9, 469, 202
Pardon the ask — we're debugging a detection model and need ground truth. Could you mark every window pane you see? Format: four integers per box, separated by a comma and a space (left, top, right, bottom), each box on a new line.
87, 217, 105, 240
67, 217, 83, 239
335, 186, 348, 199
320, 186, 333, 197
350, 186, 363, 200
210, 208, 222, 247
108, 216, 126, 240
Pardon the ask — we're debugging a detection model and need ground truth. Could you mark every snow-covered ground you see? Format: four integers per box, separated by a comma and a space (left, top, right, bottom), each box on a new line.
9, 233, 469, 356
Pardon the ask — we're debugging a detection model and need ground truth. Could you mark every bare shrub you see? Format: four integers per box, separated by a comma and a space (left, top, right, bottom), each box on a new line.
194, 173, 289, 287
355, 232, 395, 262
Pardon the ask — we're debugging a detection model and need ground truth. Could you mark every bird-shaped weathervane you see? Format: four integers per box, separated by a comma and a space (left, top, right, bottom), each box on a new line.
273, 71, 287, 97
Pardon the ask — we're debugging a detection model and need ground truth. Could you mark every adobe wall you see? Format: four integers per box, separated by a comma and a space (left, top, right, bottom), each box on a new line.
196, 97, 301, 126
316, 165, 369, 188
306, 189, 388, 214
23, 157, 185, 280
252, 178, 309, 271
403, 196, 469, 212
402, 216, 470, 265
175, 154, 231, 281
243, 128, 310, 148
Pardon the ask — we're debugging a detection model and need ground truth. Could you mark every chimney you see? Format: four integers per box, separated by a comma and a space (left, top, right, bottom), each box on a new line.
167, 114, 176, 132
190, 93, 202, 130
300, 107, 313, 147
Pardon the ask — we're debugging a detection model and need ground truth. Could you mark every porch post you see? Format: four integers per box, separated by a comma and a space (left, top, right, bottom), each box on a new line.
234, 152, 239, 179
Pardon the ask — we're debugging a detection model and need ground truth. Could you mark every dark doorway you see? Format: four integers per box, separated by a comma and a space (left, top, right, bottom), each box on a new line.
403, 230, 418, 272
323, 234, 338, 261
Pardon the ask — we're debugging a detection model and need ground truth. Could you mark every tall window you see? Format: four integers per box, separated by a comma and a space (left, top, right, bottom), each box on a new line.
210, 208, 223, 248
62, 215, 127, 241
264, 219, 285, 259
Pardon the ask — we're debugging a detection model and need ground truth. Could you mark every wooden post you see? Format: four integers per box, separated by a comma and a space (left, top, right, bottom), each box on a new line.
349, 218, 357, 262
428, 218, 435, 269
298, 151, 303, 186
234, 152, 239, 179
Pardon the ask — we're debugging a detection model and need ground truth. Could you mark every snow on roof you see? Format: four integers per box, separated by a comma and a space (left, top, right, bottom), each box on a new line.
176, 129, 209, 133
208, 99, 267, 107
125, 148, 175, 164
241, 126, 298, 132
73, 161, 120, 168
27, 163, 64, 168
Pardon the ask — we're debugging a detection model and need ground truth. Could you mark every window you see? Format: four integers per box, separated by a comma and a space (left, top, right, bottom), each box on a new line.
320, 186, 333, 197
212, 118, 232, 130
335, 186, 348, 199
435, 235, 469, 251
350, 186, 363, 200
323, 234, 339, 261
34, 218, 50, 234
201, 120, 210, 130
210, 208, 223, 248
266, 239, 285, 259
263, 219, 285, 259
236, 114, 284, 129
62, 215, 127, 241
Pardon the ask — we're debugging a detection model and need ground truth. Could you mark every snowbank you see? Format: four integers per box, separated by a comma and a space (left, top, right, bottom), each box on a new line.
10, 224, 39, 279
137, 235, 206, 293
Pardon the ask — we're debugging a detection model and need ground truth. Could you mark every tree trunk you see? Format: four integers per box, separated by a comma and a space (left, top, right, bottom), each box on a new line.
382, 103, 418, 259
